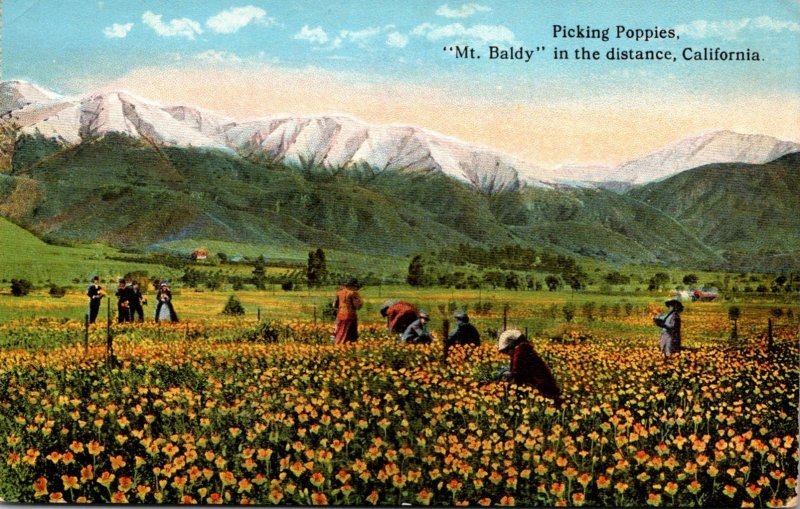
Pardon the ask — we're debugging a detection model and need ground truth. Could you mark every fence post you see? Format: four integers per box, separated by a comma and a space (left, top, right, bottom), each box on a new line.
766, 318, 774, 353
442, 318, 450, 360
106, 298, 113, 363
257, 307, 261, 322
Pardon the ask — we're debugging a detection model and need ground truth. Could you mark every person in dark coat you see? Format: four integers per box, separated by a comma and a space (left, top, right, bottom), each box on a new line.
86, 276, 105, 323
154, 282, 179, 323
655, 299, 683, 359
380, 299, 419, 334
115, 279, 132, 323
86, 276, 104, 324
129, 281, 146, 322
497, 329, 562, 404
401, 311, 433, 344
446, 310, 480, 348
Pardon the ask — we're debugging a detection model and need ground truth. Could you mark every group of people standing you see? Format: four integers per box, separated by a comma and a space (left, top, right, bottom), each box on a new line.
85, 276, 178, 324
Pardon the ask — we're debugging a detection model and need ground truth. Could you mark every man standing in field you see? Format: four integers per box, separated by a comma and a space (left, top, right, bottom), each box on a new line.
129, 281, 146, 322
86, 276, 104, 324
333, 277, 363, 344
115, 278, 132, 323
380, 299, 419, 334
497, 329, 562, 404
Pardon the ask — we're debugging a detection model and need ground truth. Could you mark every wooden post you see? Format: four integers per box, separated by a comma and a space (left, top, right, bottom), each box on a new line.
442, 318, 450, 360
767, 318, 774, 353
257, 307, 261, 322
106, 298, 113, 362
84, 313, 89, 354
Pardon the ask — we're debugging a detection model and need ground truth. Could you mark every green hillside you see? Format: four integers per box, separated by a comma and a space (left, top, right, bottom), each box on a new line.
3, 133, 798, 273
627, 153, 800, 270
5, 133, 514, 256
0, 216, 179, 284
513, 187, 723, 266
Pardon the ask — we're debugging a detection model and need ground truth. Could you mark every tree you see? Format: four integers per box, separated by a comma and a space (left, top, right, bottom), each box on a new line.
222, 294, 246, 316
504, 272, 520, 290
648, 272, 671, 291
181, 268, 202, 289
252, 256, 267, 290
545, 275, 560, 292
217, 252, 228, 263
728, 306, 741, 342
407, 255, 425, 287
682, 274, 699, 286
306, 248, 328, 288
205, 271, 223, 291
562, 302, 576, 323
10, 279, 32, 297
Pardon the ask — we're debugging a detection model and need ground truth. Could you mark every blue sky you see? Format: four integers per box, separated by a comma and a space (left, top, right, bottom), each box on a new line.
3, 1, 799, 164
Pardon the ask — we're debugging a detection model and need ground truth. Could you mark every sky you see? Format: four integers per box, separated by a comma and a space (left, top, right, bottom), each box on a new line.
2, 0, 799, 166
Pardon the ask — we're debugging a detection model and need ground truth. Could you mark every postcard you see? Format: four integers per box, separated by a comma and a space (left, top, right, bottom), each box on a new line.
0, 1, 798, 506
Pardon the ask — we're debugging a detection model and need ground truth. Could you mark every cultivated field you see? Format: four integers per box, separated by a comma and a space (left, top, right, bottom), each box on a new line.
0, 289, 797, 506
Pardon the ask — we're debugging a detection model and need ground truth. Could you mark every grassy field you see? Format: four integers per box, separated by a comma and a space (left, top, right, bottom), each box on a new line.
0, 217, 181, 285
1, 285, 796, 348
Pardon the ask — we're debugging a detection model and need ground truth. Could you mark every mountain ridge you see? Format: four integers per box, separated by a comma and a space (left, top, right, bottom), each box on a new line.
3, 80, 798, 191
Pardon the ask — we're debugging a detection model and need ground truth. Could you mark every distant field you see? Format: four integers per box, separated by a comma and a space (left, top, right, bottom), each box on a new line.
0, 217, 180, 284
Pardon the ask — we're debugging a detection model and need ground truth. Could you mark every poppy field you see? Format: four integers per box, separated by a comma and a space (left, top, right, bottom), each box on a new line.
0, 297, 797, 506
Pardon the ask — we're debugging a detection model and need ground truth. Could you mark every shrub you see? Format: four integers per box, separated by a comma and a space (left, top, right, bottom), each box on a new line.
222, 294, 246, 316
281, 281, 294, 291
240, 320, 281, 342
10, 279, 32, 297
48, 284, 66, 298
562, 302, 576, 323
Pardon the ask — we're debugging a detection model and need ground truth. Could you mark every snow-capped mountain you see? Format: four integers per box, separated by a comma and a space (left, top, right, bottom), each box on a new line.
606, 130, 800, 185
224, 116, 533, 192
1, 81, 532, 193
0, 80, 62, 115
2, 81, 798, 191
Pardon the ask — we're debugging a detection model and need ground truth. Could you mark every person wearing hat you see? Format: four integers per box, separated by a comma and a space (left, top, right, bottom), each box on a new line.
333, 277, 363, 344
115, 278, 132, 323
497, 329, 562, 403
655, 299, 683, 359
401, 311, 433, 344
86, 276, 104, 324
129, 281, 147, 323
380, 299, 419, 334
155, 281, 179, 323
445, 310, 481, 354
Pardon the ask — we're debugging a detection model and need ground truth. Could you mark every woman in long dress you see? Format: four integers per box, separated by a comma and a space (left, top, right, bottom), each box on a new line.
154, 282, 179, 323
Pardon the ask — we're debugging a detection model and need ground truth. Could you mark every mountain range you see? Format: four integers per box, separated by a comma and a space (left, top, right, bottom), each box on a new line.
1, 80, 798, 272
3, 80, 798, 191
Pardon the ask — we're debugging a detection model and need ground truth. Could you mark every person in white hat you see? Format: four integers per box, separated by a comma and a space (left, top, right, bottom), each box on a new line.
497, 329, 562, 403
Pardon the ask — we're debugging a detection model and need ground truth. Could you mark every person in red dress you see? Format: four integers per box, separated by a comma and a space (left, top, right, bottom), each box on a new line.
333, 277, 363, 344
380, 300, 419, 334
497, 329, 562, 404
